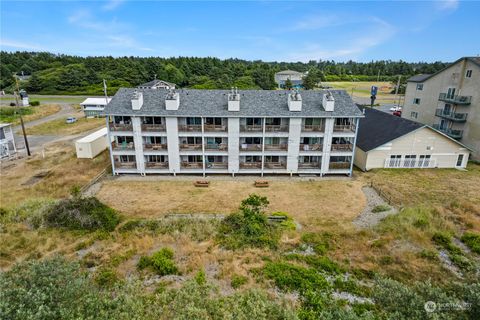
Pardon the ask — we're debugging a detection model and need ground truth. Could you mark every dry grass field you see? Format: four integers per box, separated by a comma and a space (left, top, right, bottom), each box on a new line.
0, 104, 61, 124
25, 113, 104, 135
326, 81, 401, 103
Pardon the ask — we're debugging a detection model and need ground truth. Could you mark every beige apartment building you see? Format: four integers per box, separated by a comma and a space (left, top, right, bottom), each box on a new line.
403, 57, 480, 159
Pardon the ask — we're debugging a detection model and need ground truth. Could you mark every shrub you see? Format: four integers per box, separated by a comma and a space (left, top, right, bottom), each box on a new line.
137, 248, 178, 276
29, 100, 40, 106
94, 267, 118, 287
262, 261, 329, 293
432, 232, 462, 255
372, 204, 390, 213
286, 254, 343, 274
231, 274, 248, 289
271, 211, 296, 230
300, 232, 335, 255
418, 249, 438, 261
461, 232, 480, 254
217, 194, 281, 249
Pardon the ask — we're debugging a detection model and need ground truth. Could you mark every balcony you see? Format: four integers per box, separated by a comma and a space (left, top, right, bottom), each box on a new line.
331, 143, 353, 152
329, 162, 351, 170
114, 161, 136, 169
112, 142, 134, 151
264, 162, 287, 169
432, 124, 463, 139
180, 144, 202, 150
435, 109, 467, 122
205, 143, 228, 151
298, 162, 321, 169
265, 125, 289, 132
145, 162, 169, 169
302, 125, 325, 132
240, 125, 263, 132
181, 162, 203, 169
206, 162, 228, 169
141, 124, 166, 132
178, 124, 202, 132
240, 162, 262, 169
109, 123, 132, 131
299, 144, 323, 151
264, 144, 288, 151
204, 124, 227, 132
144, 143, 167, 151
438, 93, 472, 105
239, 144, 262, 151
333, 124, 356, 133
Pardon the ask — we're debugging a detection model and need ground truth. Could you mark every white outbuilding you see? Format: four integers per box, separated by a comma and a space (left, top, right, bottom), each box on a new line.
80, 98, 111, 117
75, 127, 110, 159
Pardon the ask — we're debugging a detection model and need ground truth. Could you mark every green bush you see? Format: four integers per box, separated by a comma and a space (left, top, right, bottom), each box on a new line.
432, 232, 462, 255
137, 248, 178, 276
372, 204, 390, 213
94, 267, 118, 287
300, 232, 335, 255
29, 100, 40, 106
285, 254, 342, 274
217, 194, 281, 249
461, 232, 480, 254
271, 211, 296, 230
231, 274, 248, 289
262, 261, 329, 293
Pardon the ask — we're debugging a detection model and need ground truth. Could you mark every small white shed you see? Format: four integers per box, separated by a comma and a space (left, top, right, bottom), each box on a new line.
75, 127, 110, 159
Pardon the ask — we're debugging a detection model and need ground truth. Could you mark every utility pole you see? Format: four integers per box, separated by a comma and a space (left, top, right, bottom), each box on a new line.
393, 75, 401, 107
377, 69, 380, 82
103, 79, 109, 105
14, 77, 31, 156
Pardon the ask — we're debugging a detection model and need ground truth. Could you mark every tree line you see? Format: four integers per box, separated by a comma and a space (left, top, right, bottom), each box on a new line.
0, 51, 449, 95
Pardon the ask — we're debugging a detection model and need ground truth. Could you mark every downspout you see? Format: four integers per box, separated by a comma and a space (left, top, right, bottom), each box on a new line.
106, 116, 116, 175
349, 117, 360, 177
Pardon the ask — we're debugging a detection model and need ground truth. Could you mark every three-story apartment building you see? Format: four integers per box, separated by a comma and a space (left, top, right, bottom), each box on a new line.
403, 57, 480, 159
103, 88, 363, 176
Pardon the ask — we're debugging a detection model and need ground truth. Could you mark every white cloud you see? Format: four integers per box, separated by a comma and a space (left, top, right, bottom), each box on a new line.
0, 38, 43, 50
291, 14, 342, 31
436, 0, 459, 11
68, 9, 126, 32
102, 0, 125, 11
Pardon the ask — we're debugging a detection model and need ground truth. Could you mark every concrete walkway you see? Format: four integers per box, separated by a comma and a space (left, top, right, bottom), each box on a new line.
353, 186, 397, 228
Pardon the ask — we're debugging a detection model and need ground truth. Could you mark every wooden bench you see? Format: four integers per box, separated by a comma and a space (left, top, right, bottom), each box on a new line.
255, 180, 269, 188
194, 180, 209, 187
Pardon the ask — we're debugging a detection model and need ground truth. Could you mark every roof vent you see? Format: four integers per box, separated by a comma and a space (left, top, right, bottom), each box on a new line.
131, 90, 143, 110
165, 89, 180, 110
228, 87, 240, 111
322, 91, 334, 112
287, 89, 302, 111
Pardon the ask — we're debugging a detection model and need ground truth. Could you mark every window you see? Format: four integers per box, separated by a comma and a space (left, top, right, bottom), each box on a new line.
304, 118, 322, 126
466, 70, 473, 78
446, 87, 456, 99
413, 98, 421, 105
456, 154, 464, 167
246, 118, 262, 126
389, 155, 401, 167
419, 155, 431, 168
404, 155, 417, 168
416, 83, 423, 90
245, 156, 261, 162
187, 155, 202, 163
244, 137, 262, 144
119, 155, 135, 162
206, 137, 223, 145
265, 118, 281, 125
205, 117, 222, 125
0, 128, 5, 140
183, 137, 201, 144
265, 156, 280, 163
410, 111, 418, 119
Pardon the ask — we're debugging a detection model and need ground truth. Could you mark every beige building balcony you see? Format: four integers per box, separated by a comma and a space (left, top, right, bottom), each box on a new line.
206, 162, 228, 169
114, 161, 136, 169
264, 162, 287, 169
302, 124, 325, 132
240, 125, 263, 132
145, 162, 169, 168
239, 162, 262, 169
180, 144, 203, 150
141, 124, 166, 131
109, 123, 132, 131
239, 143, 262, 151
331, 143, 353, 151
112, 141, 134, 151
265, 124, 289, 132
299, 144, 323, 151
205, 143, 228, 151
298, 162, 321, 169
329, 162, 351, 170
204, 124, 228, 132
264, 144, 288, 151
178, 124, 202, 132
144, 143, 167, 150
333, 124, 356, 132
181, 162, 203, 169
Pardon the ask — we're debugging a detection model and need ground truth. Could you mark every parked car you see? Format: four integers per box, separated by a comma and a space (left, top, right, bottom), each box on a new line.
66, 117, 77, 124
393, 110, 402, 117
389, 106, 402, 112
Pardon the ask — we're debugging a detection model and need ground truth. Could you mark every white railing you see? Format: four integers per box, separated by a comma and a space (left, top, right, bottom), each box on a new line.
384, 158, 437, 169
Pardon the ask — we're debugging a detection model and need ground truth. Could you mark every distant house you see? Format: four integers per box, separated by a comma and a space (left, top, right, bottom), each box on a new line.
80, 98, 111, 117
138, 80, 176, 90
274, 70, 305, 89
19, 90, 29, 106
354, 107, 471, 171
0, 123, 16, 158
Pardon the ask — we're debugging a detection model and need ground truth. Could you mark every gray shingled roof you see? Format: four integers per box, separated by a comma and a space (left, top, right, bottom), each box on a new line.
408, 57, 480, 83
407, 74, 432, 82
275, 70, 304, 75
103, 88, 363, 118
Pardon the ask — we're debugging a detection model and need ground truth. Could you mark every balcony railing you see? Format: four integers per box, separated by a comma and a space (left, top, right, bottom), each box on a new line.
112, 142, 134, 151
438, 93, 472, 105
180, 144, 203, 150
333, 124, 356, 132
432, 124, 463, 139
114, 161, 136, 169
141, 124, 166, 132
435, 109, 467, 122
239, 143, 262, 151
178, 124, 202, 132
240, 162, 262, 169
144, 143, 167, 150
331, 144, 353, 151
265, 125, 289, 132
384, 158, 436, 169
299, 144, 323, 151
145, 162, 169, 168
206, 162, 228, 169
205, 143, 228, 151
298, 162, 321, 169
204, 124, 227, 132
302, 125, 325, 132
181, 162, 203, 169
329, 162, 351, 170
264, 162, 287, 169
240, 125, 263, 132
264, 144, 288, 151
109, 123, 132, 131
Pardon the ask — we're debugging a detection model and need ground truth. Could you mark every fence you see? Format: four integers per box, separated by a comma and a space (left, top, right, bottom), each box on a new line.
80, 165, 110, 194
370, 181, 401, 207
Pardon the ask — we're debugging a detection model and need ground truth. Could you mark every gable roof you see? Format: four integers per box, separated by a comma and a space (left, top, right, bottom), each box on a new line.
275, 70, 304, 75
407, 56, 480, 83
138, 79, 175, 87
103, 88, 364, 118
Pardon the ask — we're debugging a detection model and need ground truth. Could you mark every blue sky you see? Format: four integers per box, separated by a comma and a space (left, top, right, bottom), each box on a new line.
1, 0, 479, 62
